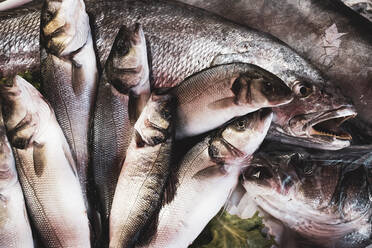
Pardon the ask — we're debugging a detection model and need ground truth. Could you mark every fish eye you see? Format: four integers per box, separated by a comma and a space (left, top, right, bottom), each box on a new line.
262, 81, 274, 94
116, 39, 129, 55
293, 81, 313, 98
161, 108, 171, 120
235, 119, 246, 130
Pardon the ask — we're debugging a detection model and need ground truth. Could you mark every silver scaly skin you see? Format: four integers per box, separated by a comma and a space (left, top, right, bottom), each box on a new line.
0, 0, 356, 150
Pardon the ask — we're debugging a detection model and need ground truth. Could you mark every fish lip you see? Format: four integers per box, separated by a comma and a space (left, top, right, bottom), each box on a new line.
287, 106, 357, 148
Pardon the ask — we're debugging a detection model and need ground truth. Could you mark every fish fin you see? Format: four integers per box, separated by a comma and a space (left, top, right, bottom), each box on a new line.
207, 97, 236, 110
162, 164, 179, 206
62, 141, 78, 177
128, 91, 150, 125
32, 142, 46, 177
192, 164, 226, 180
136, 210, 160, 246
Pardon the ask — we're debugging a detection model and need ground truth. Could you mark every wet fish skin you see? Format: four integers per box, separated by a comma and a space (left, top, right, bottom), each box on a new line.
171, 63, 292, 139
40, 0, 98, 213
141, 109, 272, 248
0, 0, 356, 150
177, 0, 372, 128
0, 76, 91, 248
110, 93, 175, 248
240, 143, 372, 248
0, 103, 33, 248
92, 24, 149, 245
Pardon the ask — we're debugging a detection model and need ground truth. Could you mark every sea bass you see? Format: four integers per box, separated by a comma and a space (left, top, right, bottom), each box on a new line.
0, 75, 91, 248
0, 102, 33, 248
92, 23, 150, 245
40, 0, 98, 211
141, 109, 272, 248
238, 143, 372, 248
110, 93, 175, 248
0, 0, 356, 150
176, 0, 372, 129
171, 63, 292, 139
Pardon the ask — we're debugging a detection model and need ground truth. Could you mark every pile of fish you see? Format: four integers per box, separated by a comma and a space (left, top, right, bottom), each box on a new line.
0, 0, 371, 247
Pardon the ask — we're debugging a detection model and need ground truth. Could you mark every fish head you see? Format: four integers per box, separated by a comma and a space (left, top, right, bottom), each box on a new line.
134, 93, 175, 146
106, 24, 149, 95
209, 108, 272, 163
243, 68, 293, 107
271, 77, 357, 150
41, 0, 89, 56
0, 76, 51, 148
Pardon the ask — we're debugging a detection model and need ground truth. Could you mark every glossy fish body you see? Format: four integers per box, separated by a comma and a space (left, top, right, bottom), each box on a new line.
110, 94, 174, 248
92, 24, 150, 244
0, 76, 91, 248
142, 109, 272, 248
177, 0, 372, 128
40, 0, 98, 211
0, 0, 356, 150
239, 143, 372, 248
171, 63, 292, 139
0, 105, 33, 248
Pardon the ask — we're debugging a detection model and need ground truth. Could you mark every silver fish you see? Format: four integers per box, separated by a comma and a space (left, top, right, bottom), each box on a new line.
141, 109, 273, 248
176, 0, 372, 134
0, 0, 356, 150
40, 0, 98, 213
171, 63, 292, 139
110, 93, 175, 248
0, 101, 33, 248
92, 23, 150, 244
238, 143, 372, 248
0, 75, 91, 248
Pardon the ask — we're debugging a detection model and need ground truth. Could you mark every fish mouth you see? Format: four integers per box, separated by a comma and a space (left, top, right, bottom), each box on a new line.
306, 107, 357, 141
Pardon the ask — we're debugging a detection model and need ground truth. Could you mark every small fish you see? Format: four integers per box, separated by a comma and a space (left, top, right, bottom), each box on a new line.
92, 23, 150, 245
171, 63, 292, 139
40, 0, 98, 213
0, 0, 357, 150
0, 103, 33, 248
0, 75, 91, 248
110, 93, 175, 248
141, 109, 273, 248
239, 143, 372, 248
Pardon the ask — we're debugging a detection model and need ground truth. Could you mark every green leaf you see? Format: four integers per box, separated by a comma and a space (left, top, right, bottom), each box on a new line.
190, 211, 275, 248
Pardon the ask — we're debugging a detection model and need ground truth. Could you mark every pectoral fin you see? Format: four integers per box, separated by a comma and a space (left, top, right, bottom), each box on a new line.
207, 97, 237, 110
192, 165, 226, 180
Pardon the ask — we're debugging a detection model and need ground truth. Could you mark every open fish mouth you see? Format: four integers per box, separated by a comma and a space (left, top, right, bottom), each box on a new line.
306, 107, 357, 141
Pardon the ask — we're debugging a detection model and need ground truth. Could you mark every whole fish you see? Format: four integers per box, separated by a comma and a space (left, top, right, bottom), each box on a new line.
0, 103, 33, 248
92, 23, 150, 245
0, 0, 356, 150
171, 63, 292, 139
238, 143, 372, 248
0, 75, 91, 248
176, 0, 372, 129
40, 0, 98, 214
110, 93, 175, 248
142, 108, 273, 248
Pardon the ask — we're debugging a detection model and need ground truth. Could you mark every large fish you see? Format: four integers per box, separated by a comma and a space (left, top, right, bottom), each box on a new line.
171, 63, 292, 139
92, 23, 150, 245
0, 75, 91, 248
237, 143, 372, 248
176, 0, 372, 129
110, 93, 175, 248
40, 0, 98, 213
0, 103, 33, 248
141, 109, 273, 248
0, 0, 356, 150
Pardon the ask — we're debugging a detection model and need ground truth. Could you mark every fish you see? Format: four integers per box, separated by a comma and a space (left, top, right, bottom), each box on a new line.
0, 102, 33, 248
0, 0, 356, 150
171, 63, 292, 139
0, 75, 91, 248
109, 93, 175, 248
39, 0, 98, 216
238, 142, 372, 248
92, 23, 150, 245
0, 0, 32, 11
176, 0, 372, 136
140, 108, 273, 248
